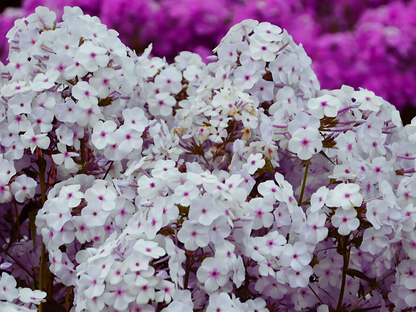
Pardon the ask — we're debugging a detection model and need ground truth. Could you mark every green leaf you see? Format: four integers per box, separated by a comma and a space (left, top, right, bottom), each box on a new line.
29, 209, 37, 248
19, 200, 39, 225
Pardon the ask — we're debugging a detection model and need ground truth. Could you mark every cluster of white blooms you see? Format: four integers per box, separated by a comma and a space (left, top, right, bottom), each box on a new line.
1, 6, 416, 312
0, 270, 46, 311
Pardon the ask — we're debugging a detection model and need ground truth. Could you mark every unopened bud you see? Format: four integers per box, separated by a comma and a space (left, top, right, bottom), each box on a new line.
241, 128, 251, 140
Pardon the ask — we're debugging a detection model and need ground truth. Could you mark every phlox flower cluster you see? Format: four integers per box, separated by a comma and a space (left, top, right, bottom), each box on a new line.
1, 0, 416, 111
1, 6, 416, 312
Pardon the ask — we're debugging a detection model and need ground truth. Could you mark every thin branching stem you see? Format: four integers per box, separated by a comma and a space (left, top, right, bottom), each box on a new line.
37, 155, 47, 312
347, 270, 395, 312
298, 159, 310, 205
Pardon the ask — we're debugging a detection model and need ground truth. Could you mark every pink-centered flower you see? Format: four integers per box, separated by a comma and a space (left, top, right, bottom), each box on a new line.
288, 127, 323, 160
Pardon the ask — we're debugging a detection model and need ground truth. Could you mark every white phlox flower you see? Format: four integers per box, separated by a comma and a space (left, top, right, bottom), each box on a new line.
288, 127, 323, 160
326, 183, 363, 210
197, 257, 229, 293
332, 207, 360, 235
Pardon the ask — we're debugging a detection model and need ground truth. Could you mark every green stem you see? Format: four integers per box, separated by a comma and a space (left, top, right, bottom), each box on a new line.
353, 306, 382, 312
103, 161, 114, 180
65, 286, 74, 311
13, 202, 21, 240
337, 237, 350, 311
184, 253, 190, 289
36, 156, 47, 312
39, 243, 46, 292
37, 159, 47, 205
298, 159, 310, 205
308, 284, 324, 304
